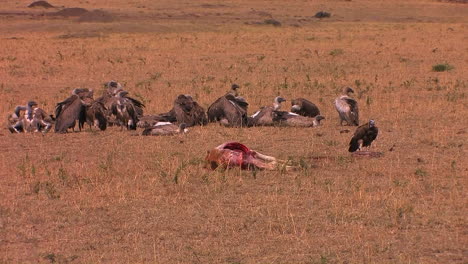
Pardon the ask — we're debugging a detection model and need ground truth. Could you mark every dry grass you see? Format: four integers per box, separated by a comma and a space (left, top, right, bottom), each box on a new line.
0, 0, 467, 263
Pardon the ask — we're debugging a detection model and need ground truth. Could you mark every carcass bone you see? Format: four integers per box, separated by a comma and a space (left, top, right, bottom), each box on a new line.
205, 142, 295, 171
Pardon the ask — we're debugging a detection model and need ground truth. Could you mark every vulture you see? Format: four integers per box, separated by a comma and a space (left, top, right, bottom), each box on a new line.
142, 122, 188, 136
291, 98, 320, 117
8, 101, 53, 133
83, 100, 107, 131
168, 95, 208, 127
110, 90, 140, 130
54, 89, 93, 133
273, 112, 325, 127
250, 96, 286, 126
207, 84, 250, 127
335, 87, 359, 126
96, 81, 145, 127
137, 114, 175, 128
348, 120, 379, 152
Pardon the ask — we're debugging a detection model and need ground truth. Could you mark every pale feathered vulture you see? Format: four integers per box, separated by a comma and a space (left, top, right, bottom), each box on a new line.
110, 90, 140, 130
335, 87, 359, 126
54, 89, 93, 133
96, 81, 145, 127
142, 122, 188, 136
273, 112, 325, 127
291, 98, 320, 117
349, 120, 378, 152
207, 86, 250, 127
8, 101, 53, 133
250, 96, 286, 126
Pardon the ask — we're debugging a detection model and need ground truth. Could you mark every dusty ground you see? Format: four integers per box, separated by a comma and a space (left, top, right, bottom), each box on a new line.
0, 0, 467, 263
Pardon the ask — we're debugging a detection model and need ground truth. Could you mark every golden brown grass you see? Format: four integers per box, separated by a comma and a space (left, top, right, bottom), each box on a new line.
0, 0, 467, 263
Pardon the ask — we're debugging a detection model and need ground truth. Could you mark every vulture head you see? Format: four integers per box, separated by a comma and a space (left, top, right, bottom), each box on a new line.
273, 96, 286, 110
175, 95, 194, 112
179, 123, 188, 133
116, 90, 129, 98
369, 119, 376, 127
27, 101, 38, 108
343, 87, 354, 95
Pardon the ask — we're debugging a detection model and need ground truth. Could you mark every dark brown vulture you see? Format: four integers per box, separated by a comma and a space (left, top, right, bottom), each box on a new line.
335, 87, 359, 126
83, 100, 107, 131
250, 96, 286, 126
349, 120, 378, 152
155, 95, 207, 127
142, 122, 187, 136
54, 89, 93, 133
291, 98, 320, 117
207, 84, 250, 127
8, 101, 53, 133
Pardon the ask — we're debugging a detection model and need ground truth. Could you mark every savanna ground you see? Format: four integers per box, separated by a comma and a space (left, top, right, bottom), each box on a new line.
0, 0, 467, 263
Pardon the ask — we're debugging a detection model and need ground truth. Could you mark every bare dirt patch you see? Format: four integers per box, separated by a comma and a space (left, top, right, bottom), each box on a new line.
77, 10, 115, 23
52, 7, 88, 17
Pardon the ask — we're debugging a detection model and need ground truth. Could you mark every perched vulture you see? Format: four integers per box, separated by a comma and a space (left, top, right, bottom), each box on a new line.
142, 122, 187, 136
349, 120, 379, 152
167, 95, 207, 127
8, 101, 53, 133
54, 89, 93, 133
273, 112, 325, 127
335, 87, 359, 126
291, 98, 320, 117
250, 96, 286, 126
207, 85, 250, 127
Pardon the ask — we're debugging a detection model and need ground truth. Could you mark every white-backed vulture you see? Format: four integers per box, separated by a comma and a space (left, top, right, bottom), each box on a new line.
8, 101, 53, 133
96, 82, 145, 127
273, 112, 325, 127
291, 98, 320, 117
349, 120, 378, 152
250, 96, 286, 126
142, 122, 188, 136
110, 90, 139, 130
335, 87, 359, 126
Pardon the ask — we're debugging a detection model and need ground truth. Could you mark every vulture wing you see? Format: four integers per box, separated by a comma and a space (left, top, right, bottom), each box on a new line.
348, 123, 369, 152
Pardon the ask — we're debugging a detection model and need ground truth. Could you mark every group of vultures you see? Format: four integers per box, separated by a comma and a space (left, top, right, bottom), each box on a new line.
7, 81, 378, 152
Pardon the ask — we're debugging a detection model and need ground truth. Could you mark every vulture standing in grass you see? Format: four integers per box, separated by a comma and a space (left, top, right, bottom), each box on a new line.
207, 84, 250, 127
96, 81, 145, 126
110, 90, 140, 130
291, 98, 321, 117
250, 96, 286, 126
8, 101, 53, 133
349, 120, 379, 152
142, 122, 188, 136
335, 87, 359, 126
83, 99, 107, 131
54, 89, 93, 133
